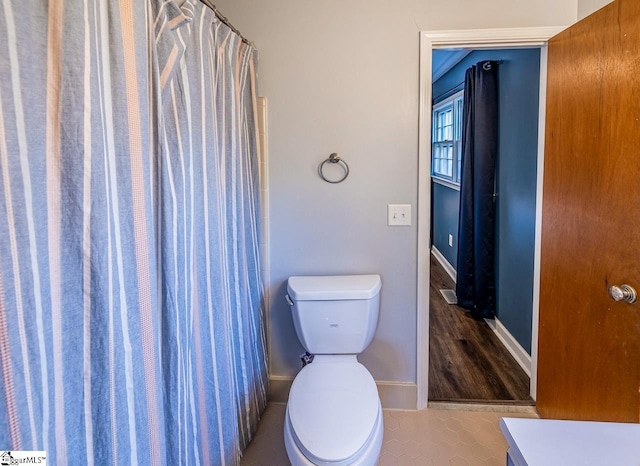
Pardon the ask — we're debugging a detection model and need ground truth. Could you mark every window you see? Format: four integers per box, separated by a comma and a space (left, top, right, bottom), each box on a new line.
432, 91, 464, 185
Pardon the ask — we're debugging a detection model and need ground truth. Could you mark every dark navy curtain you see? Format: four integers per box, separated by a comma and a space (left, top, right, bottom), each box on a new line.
456, 61, 499, 320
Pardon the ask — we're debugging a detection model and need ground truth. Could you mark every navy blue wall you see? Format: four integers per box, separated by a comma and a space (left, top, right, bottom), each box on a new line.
431, 182, 459, 268
431, 48, 540, 354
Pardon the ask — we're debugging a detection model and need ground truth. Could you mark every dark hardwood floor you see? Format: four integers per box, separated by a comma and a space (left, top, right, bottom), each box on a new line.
428, 254, 533, 404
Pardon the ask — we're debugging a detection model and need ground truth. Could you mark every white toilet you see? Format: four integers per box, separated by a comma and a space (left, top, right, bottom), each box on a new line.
284, 274, 384, 466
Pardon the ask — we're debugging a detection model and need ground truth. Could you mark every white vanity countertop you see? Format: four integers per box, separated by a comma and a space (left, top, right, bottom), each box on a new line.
499, 417, 640, 466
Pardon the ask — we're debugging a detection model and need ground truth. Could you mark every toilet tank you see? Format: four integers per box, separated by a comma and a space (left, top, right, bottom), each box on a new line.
286, 274, 382, 354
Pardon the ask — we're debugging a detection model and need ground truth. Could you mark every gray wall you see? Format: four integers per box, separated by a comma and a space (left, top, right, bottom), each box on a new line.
578, 0, 614, 18
212, 0, 578, 394
431, 48, 541, 353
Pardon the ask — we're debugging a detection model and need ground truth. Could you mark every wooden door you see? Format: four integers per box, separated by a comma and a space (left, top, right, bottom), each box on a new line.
537, 0, 640, 422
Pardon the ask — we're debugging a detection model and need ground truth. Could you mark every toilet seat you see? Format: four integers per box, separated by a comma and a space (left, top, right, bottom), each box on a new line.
287, 359, 381, 464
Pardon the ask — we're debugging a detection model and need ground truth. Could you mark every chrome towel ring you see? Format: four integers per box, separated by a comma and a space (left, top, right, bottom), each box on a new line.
318, 153, 349, 184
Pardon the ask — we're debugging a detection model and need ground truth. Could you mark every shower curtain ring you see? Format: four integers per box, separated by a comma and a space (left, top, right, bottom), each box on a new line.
318, 153, 349, 184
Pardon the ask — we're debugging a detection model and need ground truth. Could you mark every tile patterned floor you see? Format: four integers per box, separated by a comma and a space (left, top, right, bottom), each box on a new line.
241, 403, 538, 466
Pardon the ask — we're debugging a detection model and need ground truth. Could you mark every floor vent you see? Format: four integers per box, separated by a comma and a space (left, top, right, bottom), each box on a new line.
439, 289, 457, 305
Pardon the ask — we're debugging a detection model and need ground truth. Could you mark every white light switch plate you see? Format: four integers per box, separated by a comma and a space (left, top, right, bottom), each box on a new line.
388, 204, 411, 226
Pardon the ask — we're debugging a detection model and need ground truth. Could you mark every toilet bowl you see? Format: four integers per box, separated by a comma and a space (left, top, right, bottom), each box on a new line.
285, 275, 384, 466
284, 356, 384, 465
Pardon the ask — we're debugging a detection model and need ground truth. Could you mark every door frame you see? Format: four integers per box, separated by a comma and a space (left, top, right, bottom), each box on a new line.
417, 26, 566, 409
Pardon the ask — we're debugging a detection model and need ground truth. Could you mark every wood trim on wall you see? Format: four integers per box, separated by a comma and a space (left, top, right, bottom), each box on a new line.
485, 318, 532, 377
417, 26, 565, 410
529, 47, 549, 402
431, 247, 457, 283
269, 376, 417, 410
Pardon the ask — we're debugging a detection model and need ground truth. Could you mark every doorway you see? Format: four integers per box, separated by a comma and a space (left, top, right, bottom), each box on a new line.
416, 27, 565, 409
428, 47, 539, 404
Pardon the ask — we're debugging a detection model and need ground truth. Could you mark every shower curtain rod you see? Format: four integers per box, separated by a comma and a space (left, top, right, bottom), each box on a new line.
199, 0, 255, 47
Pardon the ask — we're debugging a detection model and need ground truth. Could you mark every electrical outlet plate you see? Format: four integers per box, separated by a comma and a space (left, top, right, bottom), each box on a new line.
388, 204, 411, 226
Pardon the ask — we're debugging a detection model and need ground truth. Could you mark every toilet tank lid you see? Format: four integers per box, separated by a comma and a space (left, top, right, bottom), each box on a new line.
287, 274, 381, 301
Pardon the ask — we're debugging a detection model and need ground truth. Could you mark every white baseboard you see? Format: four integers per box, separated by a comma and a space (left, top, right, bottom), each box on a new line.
376, 381, 418, 410
484, 318, 531, 377
269, 376, 417, 410
431, 247, 457, 283
269, 376, 294, 404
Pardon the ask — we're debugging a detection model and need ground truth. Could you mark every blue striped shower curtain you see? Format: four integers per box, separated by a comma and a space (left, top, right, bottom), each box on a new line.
0, 1, 268, 464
